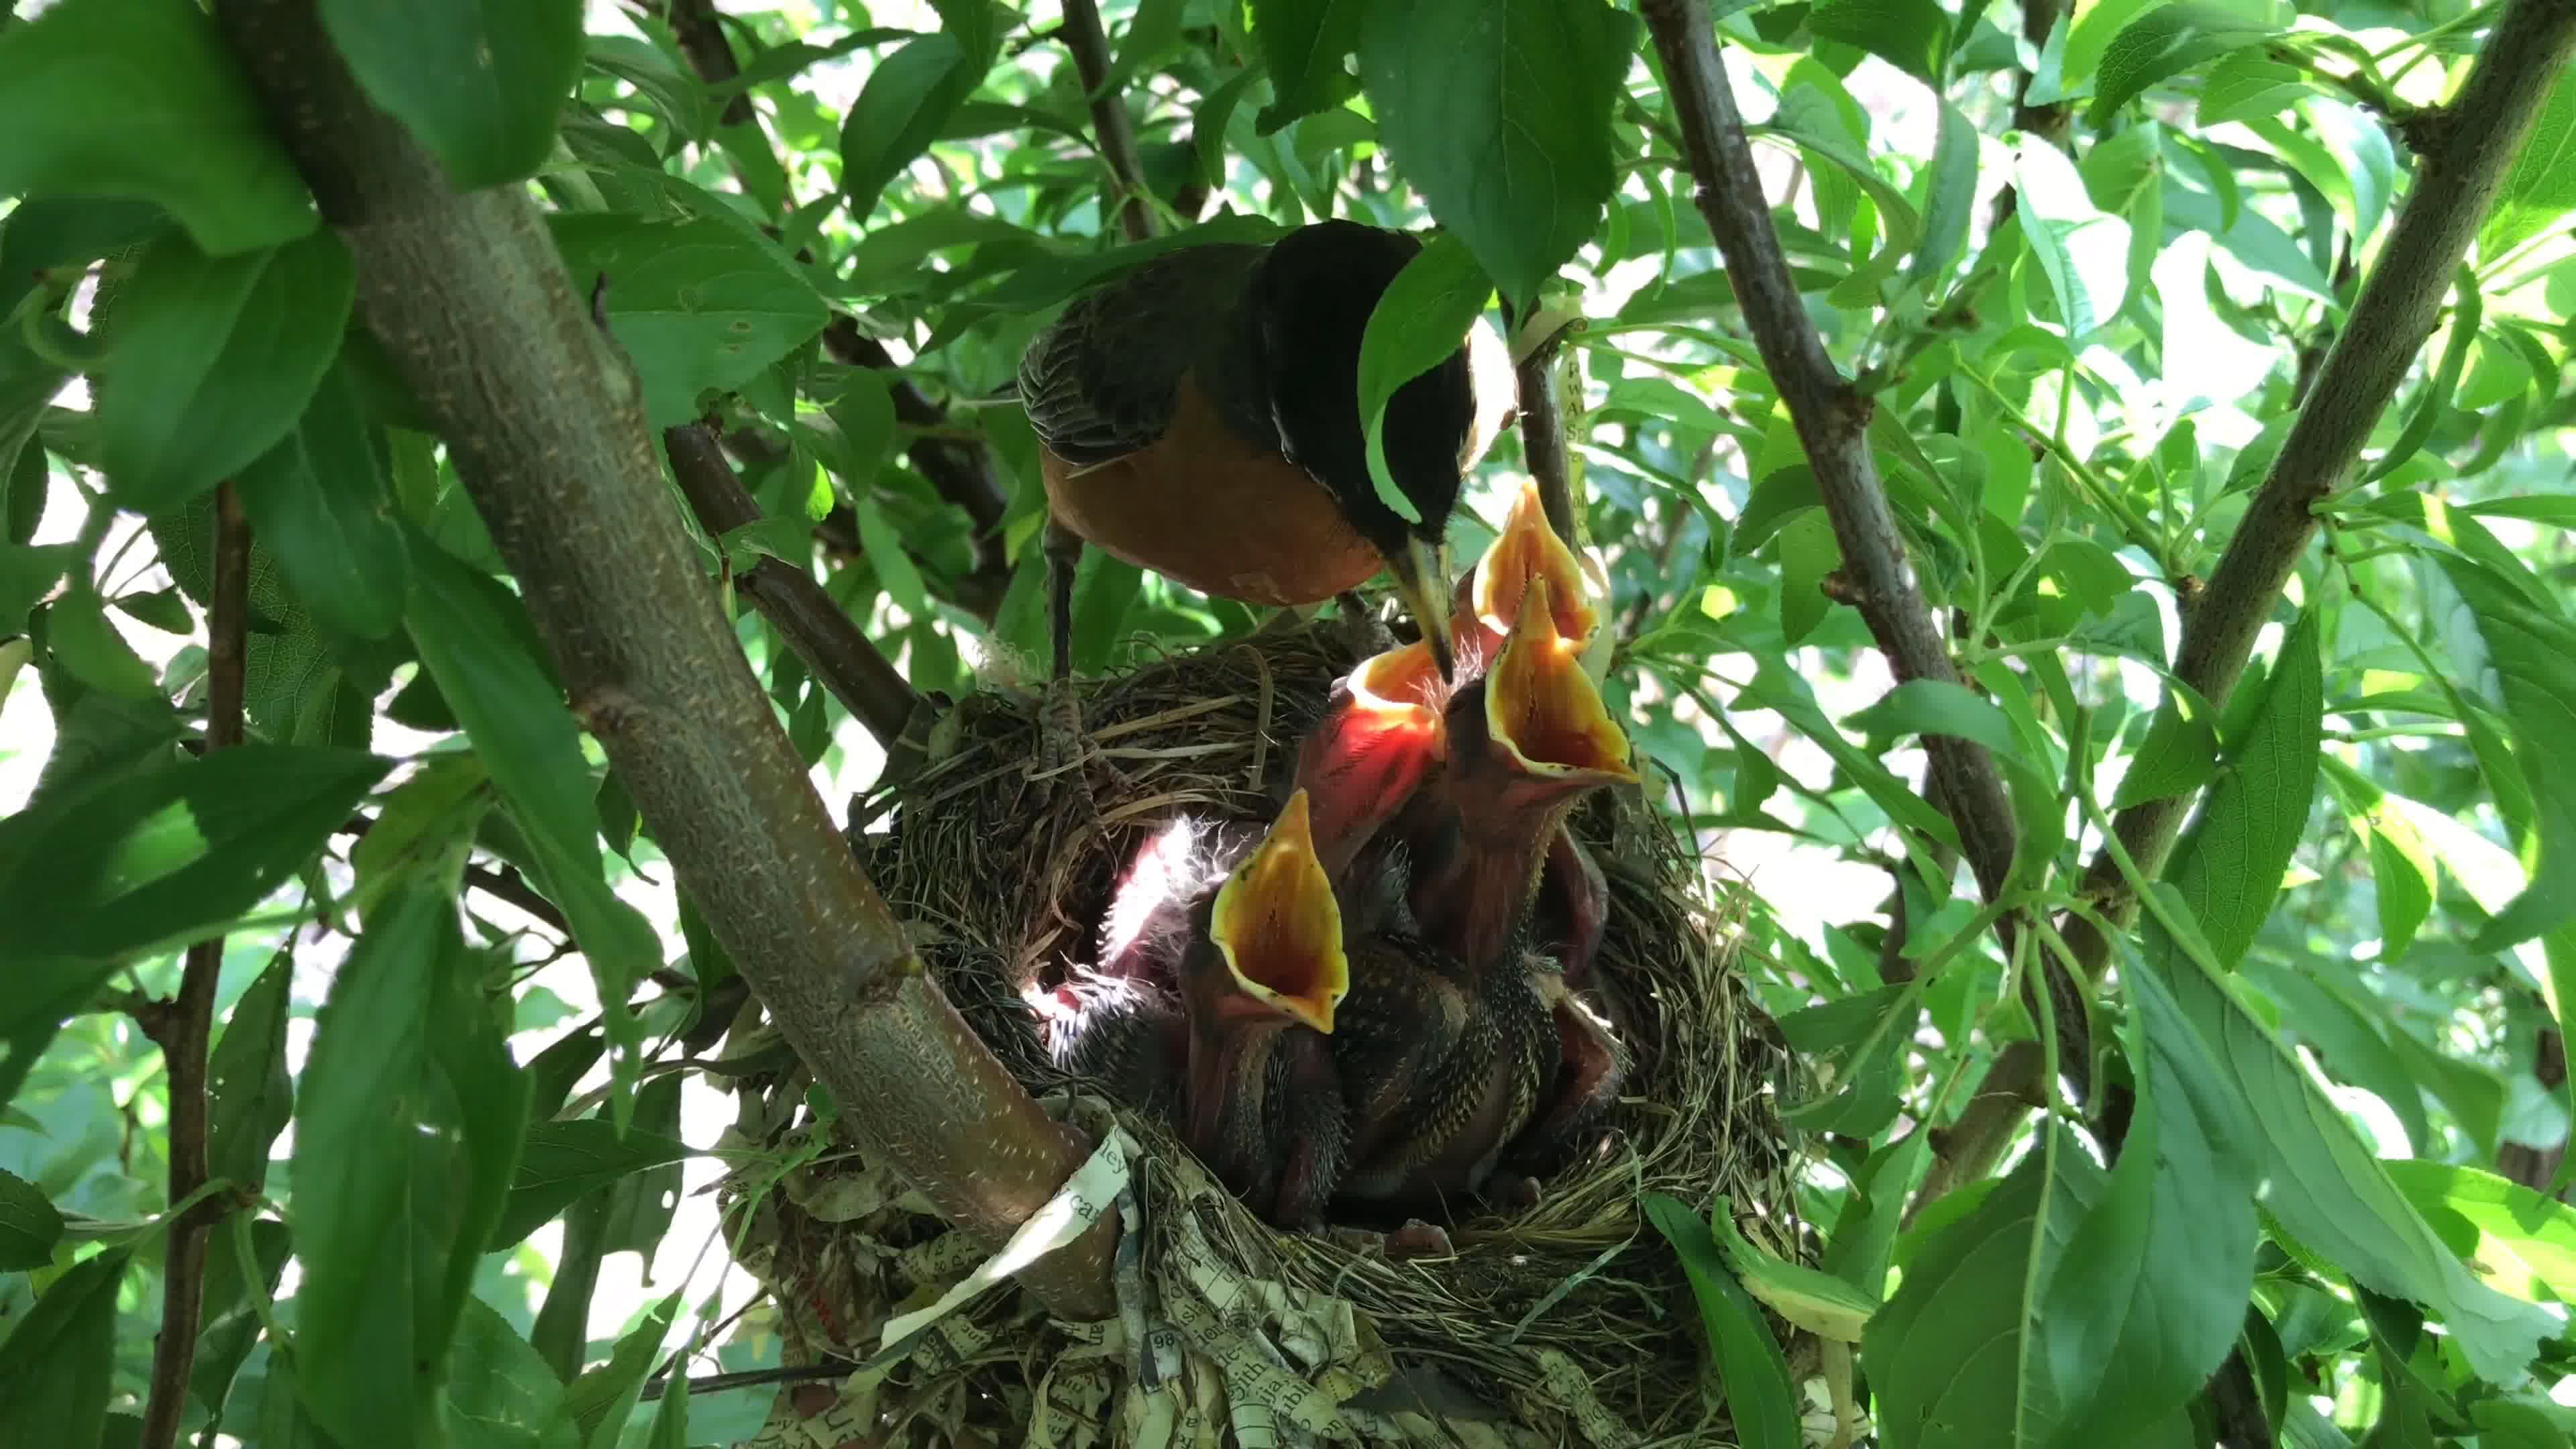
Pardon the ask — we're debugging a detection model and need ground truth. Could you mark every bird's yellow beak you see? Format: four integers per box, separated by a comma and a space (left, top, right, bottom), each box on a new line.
1486, 576, 1638, 787
1385, 535, 1456, 682
1210, 790, 1348, 1034
1472, 479, 1599, 651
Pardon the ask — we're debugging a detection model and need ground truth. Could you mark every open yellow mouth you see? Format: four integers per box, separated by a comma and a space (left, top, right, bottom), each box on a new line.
1470, 480, 1599, 651
1486, 577, 1637, 784
1208, 790, 1348, 1034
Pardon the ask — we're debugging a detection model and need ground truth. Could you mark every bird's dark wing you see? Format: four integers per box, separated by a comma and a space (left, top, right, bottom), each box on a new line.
1018, 243, 1271, 467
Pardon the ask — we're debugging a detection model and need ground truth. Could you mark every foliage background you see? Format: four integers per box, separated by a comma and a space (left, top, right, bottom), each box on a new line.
2, 0, 2575, 1444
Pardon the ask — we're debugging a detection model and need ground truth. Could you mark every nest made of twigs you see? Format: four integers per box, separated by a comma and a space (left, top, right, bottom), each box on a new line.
723, 619, 1801, 1447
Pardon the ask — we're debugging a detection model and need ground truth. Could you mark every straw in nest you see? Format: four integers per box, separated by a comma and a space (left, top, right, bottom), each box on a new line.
719, 621, 1801, 1447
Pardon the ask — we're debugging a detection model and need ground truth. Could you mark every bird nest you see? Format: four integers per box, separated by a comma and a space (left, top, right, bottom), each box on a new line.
717, 620, 1802, 1448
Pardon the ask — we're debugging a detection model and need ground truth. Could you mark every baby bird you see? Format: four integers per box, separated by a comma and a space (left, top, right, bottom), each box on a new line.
1171, 790, 1352, 1230
1323, 841, 1558, 1224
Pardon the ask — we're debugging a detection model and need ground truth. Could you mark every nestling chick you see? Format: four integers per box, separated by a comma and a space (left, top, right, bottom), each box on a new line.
1173, 790, 1352, 1230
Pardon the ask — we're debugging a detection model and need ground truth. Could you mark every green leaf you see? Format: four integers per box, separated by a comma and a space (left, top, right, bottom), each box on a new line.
2110, 676, 2220, 810
97, 227, 356, 511
489, 1119, 696, 1251
2158, 606, 2321, 969
2480, 66, 2576, 261
550, 215, 829, 429
1865, 1142, 2077, 1449
2011, 136, 2131, 339
236, 364, 411, 640
2366, 270, 2477, 483
569, 1291, 682, 1449
351, 753, 492, 910
1356, 233, 1491, 525
2035, 946, 2261, 1449
839, 14, 996, 222
316, 0, 584, 190
850, 495, 931, 622
0, 1167, 64, 1271
2381, 1161, 2576, 1305
0, 0, 314, 256
0, 197, 163, 324
42, 589, 160, 702
192, 1218, 292, 1418
1844, 679, 2026, 761
1909, 101, 1978, 287
204, 955, 295, 1195
2136, 898, 2557, 1385
2086, 4, 2279, 128
1102, 0, 1188, 100
439, 1299, 581, 1449
2194, 50, 2312, 125
0, 543, 76, 637
1644, 1196, 1802, 1447
0, 1247, 125, 1446
1777, 508, 1840, 647
645, 1368, 690, 1449
292, 882, 450, 1448
110, 586, 193, 635
1251, 0, 1363, 132
2432, 557, 2576, 950
403, 535, 660, 1090
1355, 0, 1634, 308
0, 744, 391, 961
1810, 0, 1950, 85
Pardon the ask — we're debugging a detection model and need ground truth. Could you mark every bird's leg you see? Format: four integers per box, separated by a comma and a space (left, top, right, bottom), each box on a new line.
1038, 517, 1110, 822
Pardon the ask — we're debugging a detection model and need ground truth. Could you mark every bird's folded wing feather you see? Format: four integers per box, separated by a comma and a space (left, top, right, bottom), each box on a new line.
1017, 244, 1269, 467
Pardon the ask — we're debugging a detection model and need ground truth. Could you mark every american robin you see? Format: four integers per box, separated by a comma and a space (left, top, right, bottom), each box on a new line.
1042, 965, 1185, 1120
1448, 479, 1605, 686
1018, 219, 1503, 803
1171, 790, 1351, 1229
1289, 637, 1448, 880
1402, 576, 1639, 974
1324, 841, 1558, 1218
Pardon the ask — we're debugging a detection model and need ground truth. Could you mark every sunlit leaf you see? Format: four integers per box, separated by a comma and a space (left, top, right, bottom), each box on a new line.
1645, 1196, 1803, 1448
1356, 0, 1634, 308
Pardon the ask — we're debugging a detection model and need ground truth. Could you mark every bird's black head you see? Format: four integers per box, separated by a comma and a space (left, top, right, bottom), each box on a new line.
1253, 220, 1477, 676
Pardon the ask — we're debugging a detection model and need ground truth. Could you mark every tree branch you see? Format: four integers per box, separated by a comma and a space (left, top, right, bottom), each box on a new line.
1059, 0, 1153, 242
641, 0, 1015, 621
1919, 0, 2576, 1201
215, 0, 1114, 1321
656, 0, 754, 128
1515, 325, 1580, 544
1640, 0, 2074, 1076
136, 483, 250, 1449
663, 421, 921, 748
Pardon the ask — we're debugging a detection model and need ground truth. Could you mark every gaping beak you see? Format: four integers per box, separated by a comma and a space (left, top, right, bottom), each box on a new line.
1485, 577, 1638, 793
1293, 641, 1449, 876
1472, 479, 1599, 651
1210, 790, 1348, 1034
1385, 535, 1457, 682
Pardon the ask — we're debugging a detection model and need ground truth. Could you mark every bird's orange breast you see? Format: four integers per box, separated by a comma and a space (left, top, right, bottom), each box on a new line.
1040, 372, 1382, 608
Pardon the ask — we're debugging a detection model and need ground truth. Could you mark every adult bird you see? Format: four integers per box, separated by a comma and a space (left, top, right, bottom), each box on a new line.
1018, 219, 1500, 802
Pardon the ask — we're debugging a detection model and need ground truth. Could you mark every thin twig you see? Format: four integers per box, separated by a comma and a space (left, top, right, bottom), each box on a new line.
1920, 0, 2576, 1202
464, 863, 572, 936
1059, 0, 1154, 242
215, 0, 1116, 1321
663, 421, 921, 748
657, 0, 755, 128
136, 484, 250, 1449
1515, 327, 1580, 543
